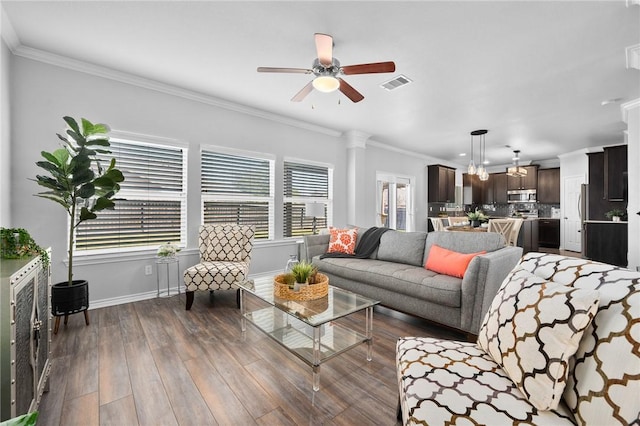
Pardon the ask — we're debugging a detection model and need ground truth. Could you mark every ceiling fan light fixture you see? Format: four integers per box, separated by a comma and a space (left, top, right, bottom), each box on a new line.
312, 76, 340, 93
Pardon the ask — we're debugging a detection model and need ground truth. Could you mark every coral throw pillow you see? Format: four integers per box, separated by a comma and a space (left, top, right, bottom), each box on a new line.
327, 227, 358, 255
425, 244, 485, 278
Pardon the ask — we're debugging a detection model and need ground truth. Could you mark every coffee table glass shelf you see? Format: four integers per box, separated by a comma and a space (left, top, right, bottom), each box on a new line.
238, 275, 379, 391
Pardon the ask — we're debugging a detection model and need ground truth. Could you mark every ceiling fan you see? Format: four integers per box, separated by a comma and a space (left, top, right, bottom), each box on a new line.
257, 33, 396, 103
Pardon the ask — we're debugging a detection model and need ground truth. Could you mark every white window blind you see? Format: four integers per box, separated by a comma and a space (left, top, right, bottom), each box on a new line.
283, 161, 331, 237
201, 149, 273, 240
74, 138, 187, 253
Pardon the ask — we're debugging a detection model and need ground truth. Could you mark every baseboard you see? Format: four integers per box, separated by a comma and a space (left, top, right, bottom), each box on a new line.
87, 271, 283, 310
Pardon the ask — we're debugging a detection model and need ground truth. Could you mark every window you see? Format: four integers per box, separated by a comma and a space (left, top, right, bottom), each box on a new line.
201, 148, 274, 240
376, 173, 414, 231
74, 136, 187, 253
283, 160, 332, 237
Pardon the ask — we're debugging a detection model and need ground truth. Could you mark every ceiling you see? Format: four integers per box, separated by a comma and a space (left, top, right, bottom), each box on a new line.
2, 1, 639, 169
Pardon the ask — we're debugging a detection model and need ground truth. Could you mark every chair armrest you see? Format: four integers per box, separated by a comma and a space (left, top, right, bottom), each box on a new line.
460, 246, 523, 334
303, 234, 330, 261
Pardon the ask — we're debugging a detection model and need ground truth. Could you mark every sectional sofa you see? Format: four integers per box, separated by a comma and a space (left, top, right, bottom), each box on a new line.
304, 229, 522, 336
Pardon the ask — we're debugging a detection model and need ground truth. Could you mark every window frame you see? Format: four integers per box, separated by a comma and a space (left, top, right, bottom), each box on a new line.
282, 157, 334, 238
72, 130, 188, 256
200, 145, 275, 240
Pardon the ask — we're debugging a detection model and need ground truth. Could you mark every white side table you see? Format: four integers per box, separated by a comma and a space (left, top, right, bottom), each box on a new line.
155, 256, 181, 297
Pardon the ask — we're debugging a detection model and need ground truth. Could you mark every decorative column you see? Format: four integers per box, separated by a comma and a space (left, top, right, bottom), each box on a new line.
344, 130, 371, 227
622, 99, 639, 271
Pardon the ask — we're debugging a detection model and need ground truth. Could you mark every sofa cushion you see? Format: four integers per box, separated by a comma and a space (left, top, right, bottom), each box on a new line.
518, 253, 640, 426
425, 244, 486, 278
396, 337, 576, 425
327, 227, 358, 254
377, 230, 427, 266
478, 267, 599, 411
314, 256, 462, 307
423, 231, 505, 265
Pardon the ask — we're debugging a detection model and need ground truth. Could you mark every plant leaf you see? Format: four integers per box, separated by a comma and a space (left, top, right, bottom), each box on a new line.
105, 168, 124, 183
77, 183, 95, 199
71, 168, 94, 186
67, 129, 86, 146
93, 197, 115, 211
40, 151, 61, 167
52, 148, 70, 165
35, 161, 61, 174
35, 194, 71, 210
63, 116, 80, 134
85, 138, 111, 147
79, 207, 97, 221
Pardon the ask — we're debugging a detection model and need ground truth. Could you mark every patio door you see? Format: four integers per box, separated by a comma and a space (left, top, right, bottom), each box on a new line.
376, 174, 413, 231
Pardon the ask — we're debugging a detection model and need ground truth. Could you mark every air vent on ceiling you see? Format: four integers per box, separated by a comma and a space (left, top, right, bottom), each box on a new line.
380, 74, 412, 91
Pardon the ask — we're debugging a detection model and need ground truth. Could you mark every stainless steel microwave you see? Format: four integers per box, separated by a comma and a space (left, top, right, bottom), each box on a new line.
507, 189, 537, 203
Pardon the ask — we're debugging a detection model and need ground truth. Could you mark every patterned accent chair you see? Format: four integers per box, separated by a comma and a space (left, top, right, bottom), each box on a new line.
183, 224, 255, 310
397, 252, 640, 425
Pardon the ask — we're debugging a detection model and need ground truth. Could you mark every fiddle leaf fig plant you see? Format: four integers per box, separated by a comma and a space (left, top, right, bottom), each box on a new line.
34, 116, 124, 285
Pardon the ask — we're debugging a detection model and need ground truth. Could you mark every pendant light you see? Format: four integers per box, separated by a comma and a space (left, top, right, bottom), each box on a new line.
467, 132, 476, 175
507, 150, 528, 177
470, 129, 489, 181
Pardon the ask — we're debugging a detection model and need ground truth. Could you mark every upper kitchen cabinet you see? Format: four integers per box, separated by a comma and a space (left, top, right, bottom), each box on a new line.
428, 165, 456, 203
603, 145, 627, 201
492, 173, 508, 204
537, 168, 560, 204
463, 173, 484, 205
587, 151, 626, 220
507, 165, 539, 190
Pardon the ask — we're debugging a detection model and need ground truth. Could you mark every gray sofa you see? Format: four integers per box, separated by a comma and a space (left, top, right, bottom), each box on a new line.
305, 230, 523, 336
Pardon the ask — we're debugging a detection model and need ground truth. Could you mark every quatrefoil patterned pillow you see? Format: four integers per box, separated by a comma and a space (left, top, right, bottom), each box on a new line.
477, 267, 599, 411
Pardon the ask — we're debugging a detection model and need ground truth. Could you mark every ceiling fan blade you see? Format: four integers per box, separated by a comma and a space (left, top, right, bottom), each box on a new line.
291, 81, 314, 102
315, 33, 333, 66
341, 61, 396, 75
338, 78, 364, 103
257, 67, 313, 74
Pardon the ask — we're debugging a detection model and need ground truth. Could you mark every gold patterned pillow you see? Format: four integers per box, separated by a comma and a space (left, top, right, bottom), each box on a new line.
478, 267, 599, 411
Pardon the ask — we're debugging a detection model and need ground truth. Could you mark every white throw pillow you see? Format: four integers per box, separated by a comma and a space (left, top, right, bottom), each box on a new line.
477, 267, 599, 411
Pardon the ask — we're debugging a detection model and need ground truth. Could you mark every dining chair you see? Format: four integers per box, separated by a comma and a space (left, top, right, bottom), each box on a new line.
430, 217, 447, 232
487, 219, 515, 245
448, 216, 469, 226
508, 218, 524, 246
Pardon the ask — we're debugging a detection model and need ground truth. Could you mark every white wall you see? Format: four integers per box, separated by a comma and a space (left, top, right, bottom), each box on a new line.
364, 143, 440, 232
10, 55, 352, 305
624, 100, 639, 271
0, 39, 10, 227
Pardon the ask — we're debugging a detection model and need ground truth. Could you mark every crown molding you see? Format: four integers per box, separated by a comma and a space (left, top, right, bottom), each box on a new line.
621, 98, 640, 123
367, 139, 457, 168
0, 5, 20, 50
10, 44, 343, 139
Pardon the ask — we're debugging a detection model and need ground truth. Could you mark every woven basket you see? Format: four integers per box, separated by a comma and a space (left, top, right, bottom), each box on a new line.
273, 273, 329, 301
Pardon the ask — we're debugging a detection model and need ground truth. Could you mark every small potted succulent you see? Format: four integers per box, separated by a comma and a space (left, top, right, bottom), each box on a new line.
467, 208, 488, 227
605, 209, 626, 222
286, 261, 319, 291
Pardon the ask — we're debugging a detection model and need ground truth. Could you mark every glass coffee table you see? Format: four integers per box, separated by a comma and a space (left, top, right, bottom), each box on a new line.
238, 275, 379, 391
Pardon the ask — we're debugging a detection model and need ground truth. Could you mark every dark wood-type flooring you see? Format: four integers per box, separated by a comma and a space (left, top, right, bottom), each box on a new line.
37, 290, 464, 426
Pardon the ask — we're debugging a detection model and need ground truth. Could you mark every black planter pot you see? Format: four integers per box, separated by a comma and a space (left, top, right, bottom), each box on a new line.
51, 280, 89, 316
471, 220, 481, 228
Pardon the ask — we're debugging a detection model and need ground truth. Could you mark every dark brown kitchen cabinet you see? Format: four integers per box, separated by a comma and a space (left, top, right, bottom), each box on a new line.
428, 165, 456, 203
492, 173, 508, 204
537, 168, 560, 204
516, 219, 539, 254
584, 222, 627, 267
603, 145, 627, 201
538, 218, 560, 248
507, 165, 539, 190
463, 173, 484, 205
587, 152, 626, 220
